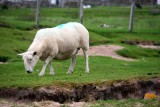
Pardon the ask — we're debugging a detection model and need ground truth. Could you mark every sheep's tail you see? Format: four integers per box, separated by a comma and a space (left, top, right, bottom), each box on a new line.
77, 23, 89, 51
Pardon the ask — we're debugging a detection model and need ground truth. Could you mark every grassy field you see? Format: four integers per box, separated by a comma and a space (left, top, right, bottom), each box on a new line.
0, 6, 160, 88
0, 5, 160, 107
1, 56, 160, 87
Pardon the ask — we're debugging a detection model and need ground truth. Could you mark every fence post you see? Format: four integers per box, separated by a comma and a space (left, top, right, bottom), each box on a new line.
107, 0, 111, 14
129, 0, 135, 32
79, 0, 83, 24
35, 0, 40, 29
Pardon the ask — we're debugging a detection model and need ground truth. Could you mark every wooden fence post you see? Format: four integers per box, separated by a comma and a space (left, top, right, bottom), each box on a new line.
129, 0, 135, 32
36, 0, 40, 29
79, 0, 83, 24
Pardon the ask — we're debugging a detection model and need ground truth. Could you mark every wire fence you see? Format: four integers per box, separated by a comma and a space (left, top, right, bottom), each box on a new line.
0, 0, 160, 32
0, 0, 158, 8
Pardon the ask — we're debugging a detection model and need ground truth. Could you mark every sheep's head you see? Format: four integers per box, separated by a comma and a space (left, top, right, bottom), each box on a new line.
18, 51, 39, 73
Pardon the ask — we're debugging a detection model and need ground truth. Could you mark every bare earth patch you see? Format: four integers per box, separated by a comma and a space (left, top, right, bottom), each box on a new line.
0, 78, 160, 107
0, 99, 86, 107
0, 62, 4, 64
138, 45, 160, 49
0, 62, 7, 64
78, 45, 134, 61
121, 40, 160, 49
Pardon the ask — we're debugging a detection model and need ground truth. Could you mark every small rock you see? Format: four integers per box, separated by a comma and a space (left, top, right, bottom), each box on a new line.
100, 24, 110, 28
144, 92, 157, 100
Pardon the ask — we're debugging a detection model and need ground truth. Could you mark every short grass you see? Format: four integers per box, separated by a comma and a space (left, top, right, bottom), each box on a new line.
0, 6, 160, 88
91, 99, 160, 107
0, 56, 159, 88
0, 6, 160, 32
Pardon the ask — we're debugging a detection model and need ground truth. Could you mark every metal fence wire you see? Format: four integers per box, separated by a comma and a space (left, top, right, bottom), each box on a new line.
0, 0, 160, 32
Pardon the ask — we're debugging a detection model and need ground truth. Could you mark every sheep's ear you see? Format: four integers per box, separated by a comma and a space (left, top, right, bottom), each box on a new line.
17, 52, 25, 56
33, 51, 37, 56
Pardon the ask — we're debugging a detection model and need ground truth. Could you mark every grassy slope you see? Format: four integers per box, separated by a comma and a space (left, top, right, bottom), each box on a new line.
0, 6, 160, 88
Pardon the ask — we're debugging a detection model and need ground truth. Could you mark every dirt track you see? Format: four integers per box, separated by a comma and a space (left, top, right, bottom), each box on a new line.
78, 45, 134, 61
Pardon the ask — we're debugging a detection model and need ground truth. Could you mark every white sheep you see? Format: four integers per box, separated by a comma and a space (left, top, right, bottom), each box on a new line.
18, 22, 89, 76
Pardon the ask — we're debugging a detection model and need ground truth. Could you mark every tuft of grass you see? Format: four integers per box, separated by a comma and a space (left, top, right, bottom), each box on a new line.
117, 45, 160, 59
89, 31, 110, 45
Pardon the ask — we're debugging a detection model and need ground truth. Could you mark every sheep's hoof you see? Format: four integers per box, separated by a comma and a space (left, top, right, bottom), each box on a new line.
50, 72, 55, 76
85, 72, 89, 74
85, 69, 89, 74
38, 73, 44, 76
67, 70, 73, 74
85, 70, 89, 74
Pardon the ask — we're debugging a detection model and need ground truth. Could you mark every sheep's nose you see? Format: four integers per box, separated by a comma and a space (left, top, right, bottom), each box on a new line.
27, 70, 32, 74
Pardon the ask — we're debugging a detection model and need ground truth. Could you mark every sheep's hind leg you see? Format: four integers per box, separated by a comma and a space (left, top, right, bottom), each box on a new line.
67, 55, 76, 74
49, 62, 55, 75
83, 49, 89, 73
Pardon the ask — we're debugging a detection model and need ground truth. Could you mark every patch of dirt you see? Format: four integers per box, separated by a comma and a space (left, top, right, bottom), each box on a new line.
0, 99, 87, 107
0, 78, 160, 104
121, 40, 160, 49
78, 45, 134, 61
0, 62, 7, 64
121, 40, 160, 46
33, 101, 62, 107
0, 98, 33, 107
138, 45, 160, 49
66, 102, 86, 107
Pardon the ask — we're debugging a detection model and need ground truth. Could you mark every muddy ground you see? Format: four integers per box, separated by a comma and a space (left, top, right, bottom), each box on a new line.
0, 78, 160, 105
0, 98, 87, 107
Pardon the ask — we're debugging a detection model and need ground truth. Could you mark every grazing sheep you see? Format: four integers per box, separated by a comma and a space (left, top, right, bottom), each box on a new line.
18, 22, 89, 76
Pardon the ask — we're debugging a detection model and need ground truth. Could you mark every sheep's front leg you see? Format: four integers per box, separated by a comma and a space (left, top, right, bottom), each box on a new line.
39, 56, 52, 76
67, 56, 76, 74
49, 62, 55, 75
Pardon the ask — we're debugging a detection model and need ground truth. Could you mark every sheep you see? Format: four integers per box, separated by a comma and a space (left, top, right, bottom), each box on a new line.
18, 22, 89, 76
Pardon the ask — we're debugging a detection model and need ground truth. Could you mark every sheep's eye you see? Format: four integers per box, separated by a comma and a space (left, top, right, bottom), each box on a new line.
28, 59, 32, 62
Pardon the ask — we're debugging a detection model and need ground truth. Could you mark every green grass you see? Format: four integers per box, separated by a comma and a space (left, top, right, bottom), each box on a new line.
0, 6, 160, 32
0, 56, 159, 88
91, 99, 160, 107
117, 45, 160, 59
0, 28, 35, 61
0, 6, 160, 88
0, 6, 160, 106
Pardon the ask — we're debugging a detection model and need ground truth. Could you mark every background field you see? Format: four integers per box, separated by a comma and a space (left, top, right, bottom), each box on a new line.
0, 6, 160, 88
0, 5, 160, 106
